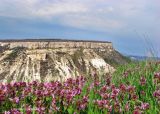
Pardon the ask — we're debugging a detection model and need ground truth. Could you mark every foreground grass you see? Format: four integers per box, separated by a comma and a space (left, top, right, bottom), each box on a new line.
112, 61, 160, 113
0, 61, 160, 114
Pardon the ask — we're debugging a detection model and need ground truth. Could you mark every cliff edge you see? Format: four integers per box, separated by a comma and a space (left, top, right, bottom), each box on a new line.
0, 39, 129, 82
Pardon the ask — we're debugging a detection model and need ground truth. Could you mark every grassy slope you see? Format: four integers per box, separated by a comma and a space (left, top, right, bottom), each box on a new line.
96, 49, 131, 67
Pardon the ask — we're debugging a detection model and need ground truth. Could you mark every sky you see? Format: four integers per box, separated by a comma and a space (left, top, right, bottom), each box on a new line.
0, 0, 160, 56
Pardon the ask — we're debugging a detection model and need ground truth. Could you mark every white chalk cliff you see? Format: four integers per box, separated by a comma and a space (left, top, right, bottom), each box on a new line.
0, 40, 117, 82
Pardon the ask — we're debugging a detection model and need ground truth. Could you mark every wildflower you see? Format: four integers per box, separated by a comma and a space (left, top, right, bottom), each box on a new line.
153, 90, 160, 100
134, 106, 141, 110
132, 94, 138, 100
76, 100, 87, 110
100, 85, 108, 93
110, 93, 117, 100
20, 82, 27, 87
125, 102, 129, 111
76, 95, 88, 110
154, 72, 160, 80
141, 102, 149, 110
114, 102, 121, 113
154, 72, 160, 84
112, 88, 120, 95
79, 103, 86, 110
123, 71, 129, 78
74, 87, 82, 95
23, 87, 31, 96
100, 93, 109, 99
108, 105, 112, 112
36, 107, 45, 114
95, 100, 109, 109
111, 84, 115, 89
9, 97, 20, 104
51, 98, 59, 111
133, 109, 141, 114
43, 90, 50, 96
94, 80, 100, 86
4, 111, 11, 114
140, 91, 145, 95
82, 95, 88, 103
119, 84, 126, 92
87, 83, 94, 91
32, 81, 38, 87
34, 89, 43, 97
127, 86, 135, 93
66, 93, 74, 103
140, 76, 146, 86
106, 76, 111, 86
10, 108, 22, 114
25, 105, 32, 114
0, 90, 5, 102
14, 97, 20, 104
110, 88, 120, 100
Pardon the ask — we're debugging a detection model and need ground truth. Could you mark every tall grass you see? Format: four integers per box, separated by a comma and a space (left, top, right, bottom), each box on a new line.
112, 61, 160, 113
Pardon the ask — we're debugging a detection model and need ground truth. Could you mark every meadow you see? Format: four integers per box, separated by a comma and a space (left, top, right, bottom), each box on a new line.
0, 61, 160, 114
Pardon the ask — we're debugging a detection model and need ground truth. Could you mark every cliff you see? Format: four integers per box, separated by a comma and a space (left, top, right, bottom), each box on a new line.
0, 39, 127, 82
0, 39, 112, 50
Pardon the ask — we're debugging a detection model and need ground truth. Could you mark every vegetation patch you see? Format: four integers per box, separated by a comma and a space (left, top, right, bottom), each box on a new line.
71, 48, 84, 69
96, 49, 131, 67
3, 47, 26, 62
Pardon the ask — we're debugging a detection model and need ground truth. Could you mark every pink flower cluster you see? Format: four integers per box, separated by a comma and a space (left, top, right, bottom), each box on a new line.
94, 81, 149, 113
0, 76, 87, 113
154, 72, 160, 81
153, 90, 160, 101
0, 73, 155, 114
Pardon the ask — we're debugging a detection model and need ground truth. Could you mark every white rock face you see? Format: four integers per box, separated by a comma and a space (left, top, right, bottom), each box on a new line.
91, 59, 106, 69
0, 48, 115, 82
91, 59, 114, 73
0, 40, 113, 49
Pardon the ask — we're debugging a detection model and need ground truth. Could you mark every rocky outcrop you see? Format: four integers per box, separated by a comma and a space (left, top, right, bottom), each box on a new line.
0, 39, 112, 50
0, 39, 124, 82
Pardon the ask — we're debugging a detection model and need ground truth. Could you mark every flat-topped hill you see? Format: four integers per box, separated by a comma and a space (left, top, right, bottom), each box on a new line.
0, 39, 130, 83
0, 39, 111, 43
0, 39, 112, 49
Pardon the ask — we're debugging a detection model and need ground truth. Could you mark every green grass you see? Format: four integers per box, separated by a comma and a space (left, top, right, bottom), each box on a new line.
112, 61, 160, 113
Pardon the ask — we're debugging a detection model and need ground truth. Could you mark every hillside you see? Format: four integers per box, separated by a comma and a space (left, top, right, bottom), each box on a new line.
0, 39, 129, 82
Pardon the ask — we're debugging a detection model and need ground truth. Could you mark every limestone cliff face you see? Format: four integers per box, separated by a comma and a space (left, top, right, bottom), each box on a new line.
0, 39, 112, 49
0, 40, 116, 82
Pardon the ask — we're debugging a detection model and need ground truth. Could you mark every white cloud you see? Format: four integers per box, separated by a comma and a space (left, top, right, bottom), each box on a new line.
0, 0, 159, 34
0, 0, 88, 18
97, 6, 114, 13
34, 3, 88, 17
58, 14, 125, 32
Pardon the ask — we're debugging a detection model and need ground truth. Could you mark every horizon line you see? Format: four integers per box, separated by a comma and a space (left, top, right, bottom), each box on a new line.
0, 38, 111, 43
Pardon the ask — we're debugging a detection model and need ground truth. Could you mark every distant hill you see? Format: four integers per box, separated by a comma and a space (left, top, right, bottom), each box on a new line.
128, 55, 160, 61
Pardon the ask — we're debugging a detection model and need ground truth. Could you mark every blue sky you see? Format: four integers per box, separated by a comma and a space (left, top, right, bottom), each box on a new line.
0, 0, 159, 56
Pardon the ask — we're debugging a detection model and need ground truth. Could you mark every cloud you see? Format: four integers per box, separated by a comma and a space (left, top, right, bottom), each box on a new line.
0, 0, 159, 34
58, 14, 125, 32
0, 0, 88, 18
33, 2, 89, 18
